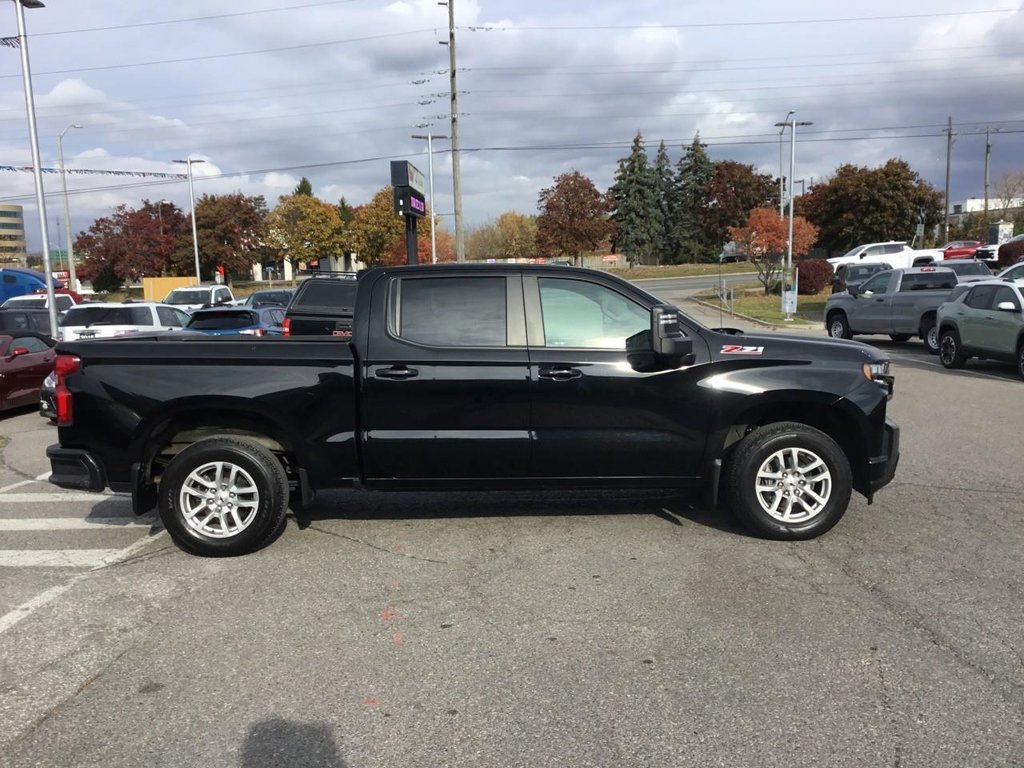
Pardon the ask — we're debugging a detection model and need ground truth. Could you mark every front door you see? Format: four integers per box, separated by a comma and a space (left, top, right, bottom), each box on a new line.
525, 275, 710, 482
360, 273, 532, 483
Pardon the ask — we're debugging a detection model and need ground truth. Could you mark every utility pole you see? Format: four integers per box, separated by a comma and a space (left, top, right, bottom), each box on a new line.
983, 126, 992, 225
943, 116, 952, 241
778, 111, 792, 218
440, 0, 465, 261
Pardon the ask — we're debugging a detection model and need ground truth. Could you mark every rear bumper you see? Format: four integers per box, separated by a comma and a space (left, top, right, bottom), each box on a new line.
867, 418, 900, 497
47, 445, 106, 492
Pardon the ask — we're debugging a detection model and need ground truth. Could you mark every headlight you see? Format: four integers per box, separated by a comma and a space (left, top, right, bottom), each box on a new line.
862, 360, 890, 381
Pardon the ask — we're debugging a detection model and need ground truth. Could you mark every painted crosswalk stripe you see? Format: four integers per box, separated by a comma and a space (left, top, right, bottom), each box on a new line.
0, 550, 130, 568
0, 492, 124, 503
0, 517, 157, 531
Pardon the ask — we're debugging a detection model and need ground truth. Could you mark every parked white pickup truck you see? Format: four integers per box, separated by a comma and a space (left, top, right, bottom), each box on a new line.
827, 241, 944, 272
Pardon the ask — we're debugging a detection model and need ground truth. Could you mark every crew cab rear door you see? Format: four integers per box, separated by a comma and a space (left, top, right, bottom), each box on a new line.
851, 270, 895, 332
360, 272, 531, 482
523, 274, 711, 481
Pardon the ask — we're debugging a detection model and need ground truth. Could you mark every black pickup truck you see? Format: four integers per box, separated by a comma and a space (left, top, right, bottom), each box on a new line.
47, 264, 899, 556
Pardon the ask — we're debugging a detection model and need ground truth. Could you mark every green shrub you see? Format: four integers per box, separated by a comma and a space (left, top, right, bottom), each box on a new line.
796, 259, 833, 295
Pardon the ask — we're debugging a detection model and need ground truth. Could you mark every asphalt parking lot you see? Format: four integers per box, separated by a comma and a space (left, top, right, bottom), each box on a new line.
0, 314, 1021, 768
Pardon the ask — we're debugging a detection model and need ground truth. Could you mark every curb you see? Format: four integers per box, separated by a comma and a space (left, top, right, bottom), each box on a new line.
684, 297, 820, 331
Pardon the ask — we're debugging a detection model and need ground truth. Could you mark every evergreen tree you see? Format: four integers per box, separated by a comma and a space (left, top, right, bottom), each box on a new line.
608, 132, 661, 265
669, 132, 714, 263
653, 140, 675, 263
293, 176, 313, 196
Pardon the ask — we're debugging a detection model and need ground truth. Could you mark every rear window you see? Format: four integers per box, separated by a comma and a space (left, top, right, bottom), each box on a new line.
292, 280, 357, 311
62, 306, 154, 326
2, 297, 45, 308
187, 310, 258, 330
164, 289, 210, 305
945, 262, 991, 276
899, 272, 957, 291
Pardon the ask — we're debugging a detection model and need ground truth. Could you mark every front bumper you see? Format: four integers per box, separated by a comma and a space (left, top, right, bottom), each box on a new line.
47, 445, 106, 492
867, 418, 900, 498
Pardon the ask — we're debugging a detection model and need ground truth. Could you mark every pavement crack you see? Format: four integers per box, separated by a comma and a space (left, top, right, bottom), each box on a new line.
307, 524, 448, 564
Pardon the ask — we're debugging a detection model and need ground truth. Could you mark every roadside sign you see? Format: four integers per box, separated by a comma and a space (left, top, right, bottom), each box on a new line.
782, 289, 797, 314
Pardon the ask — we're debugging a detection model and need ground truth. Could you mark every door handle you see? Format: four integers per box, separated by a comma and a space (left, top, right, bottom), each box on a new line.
375, 365, 418, 380
539, 366, 582, 381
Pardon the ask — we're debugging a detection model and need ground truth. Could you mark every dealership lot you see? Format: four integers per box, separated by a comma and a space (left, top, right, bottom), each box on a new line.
0, 322, 1021, 768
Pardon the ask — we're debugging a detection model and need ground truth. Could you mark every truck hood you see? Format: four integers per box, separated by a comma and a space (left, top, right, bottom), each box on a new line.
704, 327, 886, 364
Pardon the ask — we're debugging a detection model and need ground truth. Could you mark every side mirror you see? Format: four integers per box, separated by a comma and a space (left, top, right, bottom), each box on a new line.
847, 285, 859, 297
996, 301, 1019, 312
7, 347, 29, 360
626, 304, 695, 372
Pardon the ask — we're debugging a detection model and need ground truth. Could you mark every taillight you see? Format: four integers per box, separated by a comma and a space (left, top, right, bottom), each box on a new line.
54, 354, 81, 426
282, 317, 291, 337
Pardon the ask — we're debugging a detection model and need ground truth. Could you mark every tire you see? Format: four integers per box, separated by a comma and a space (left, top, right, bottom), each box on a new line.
827, 312, 852, 340
888, 334, 911, 342
921, 319, 939, 355
158, 436, 290, 557
725, 422, 853, 540
938, 329, 967, 370
1017, 341, 1024, 381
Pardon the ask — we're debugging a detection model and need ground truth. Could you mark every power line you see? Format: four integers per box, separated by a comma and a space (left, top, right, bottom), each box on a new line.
462, 8, 1016, 32
32, 0, 367, 37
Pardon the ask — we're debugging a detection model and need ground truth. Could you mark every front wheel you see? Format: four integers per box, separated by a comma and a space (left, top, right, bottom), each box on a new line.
725, 422, 853, 540
158, 436, 290, 557
938, 329, 967, 370
827, 313, 852, 340
1017, 342, 1024, 381
921, 320, 939, 354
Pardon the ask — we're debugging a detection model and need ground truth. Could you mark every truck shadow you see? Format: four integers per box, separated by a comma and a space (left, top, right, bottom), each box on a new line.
294, 489, 751, 538
241, 717, 347, 768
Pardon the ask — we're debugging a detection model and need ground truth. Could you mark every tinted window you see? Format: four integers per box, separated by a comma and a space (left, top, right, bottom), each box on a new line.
293, 280, 357, 310
992, 286, 1020, 310
945, 262, 990, 276
62, 306, 154, 326
187, 310, 258, 330
395, 277, 506, 347
157, 307, 186, 326
539, 278, 649, 349
164, 289, 210, 305
883, 244, 905, 254
0, 312, 30, 330
3, 297, 45, 308
249, 291, 292, 307
263, 309, 285, 326
55, 295, 74, 311
10, 336, 48, 353
860, 272, 892, 294
1001, 264, 1024, 280
899, 272, 957, 291
965, 285, 997, 310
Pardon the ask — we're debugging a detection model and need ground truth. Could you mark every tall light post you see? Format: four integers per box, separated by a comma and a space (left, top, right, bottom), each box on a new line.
778, 110, 792, 218
173, 158, 205, 283
58, 122, 82, 292
411, 132, 449, 263
774, 114, 813, 320
11, 0, 58, 337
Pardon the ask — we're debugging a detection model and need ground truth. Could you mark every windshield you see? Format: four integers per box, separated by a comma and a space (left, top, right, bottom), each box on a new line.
246, 291, 292, 307
839, 246, 864, 259
1, 297, 45, 308
950, 262, 991, 275
164, 289, 210, 305
62, 306, 154, 327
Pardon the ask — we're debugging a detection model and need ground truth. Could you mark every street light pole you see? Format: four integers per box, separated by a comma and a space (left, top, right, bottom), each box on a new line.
173, 158, 205, 283
58, 122, 82, 292
774, 114, 813, 321
11, 0, 58, 338
778, 111, 792, 218
412, 132, 449, 263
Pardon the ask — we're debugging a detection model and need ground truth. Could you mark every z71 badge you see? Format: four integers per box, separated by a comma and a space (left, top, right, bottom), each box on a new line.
721, 344, 764, 355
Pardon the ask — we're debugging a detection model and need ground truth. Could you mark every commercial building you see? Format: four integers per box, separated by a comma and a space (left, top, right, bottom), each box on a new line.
0, 204, 26, 266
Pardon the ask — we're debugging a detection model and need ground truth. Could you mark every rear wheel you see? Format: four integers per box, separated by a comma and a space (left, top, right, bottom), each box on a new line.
889, 334, 911, 342
939, 329, 967, 369
1017, 341, 1024, 381
725, 422, 853, 540
921, 319, 939, 354
827, 313, 852, 340
158, 436, 290, 557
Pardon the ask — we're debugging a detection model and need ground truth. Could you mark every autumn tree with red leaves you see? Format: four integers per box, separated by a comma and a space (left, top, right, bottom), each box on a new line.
729, 207, 818, 295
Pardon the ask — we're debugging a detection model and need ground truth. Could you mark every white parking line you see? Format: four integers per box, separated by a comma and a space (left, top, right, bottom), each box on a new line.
0, 492, 123, 503
0, 479, 36, 494
0, 550, 128, 568
0, 517, 156, 531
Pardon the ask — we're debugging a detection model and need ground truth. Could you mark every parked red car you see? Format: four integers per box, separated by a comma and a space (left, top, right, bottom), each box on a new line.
940, 240, 983, 260
0, 332, 56, 413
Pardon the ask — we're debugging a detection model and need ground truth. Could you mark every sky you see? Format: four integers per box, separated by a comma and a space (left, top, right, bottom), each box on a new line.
1, 0, 1022, 252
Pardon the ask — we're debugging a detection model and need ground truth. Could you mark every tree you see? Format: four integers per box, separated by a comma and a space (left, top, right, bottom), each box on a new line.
293, 177, 313, 196
728, 207, 818, 295
347, 187, 406, 266
536, 171, 612, 264
172, 193, 269, 279
653, 140, 675, 263
266, 193, 345, 277
993, 170, 1024, 217
495, 212, 537, 260
702, 161, 778, 250
608, 132, 661, 265
75, 200, 188, 284
668, 133, 714, 263
797, 159, 942, 254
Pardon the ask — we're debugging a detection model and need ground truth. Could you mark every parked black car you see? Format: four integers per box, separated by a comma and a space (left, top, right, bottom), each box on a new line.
832, 262, 892, 294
